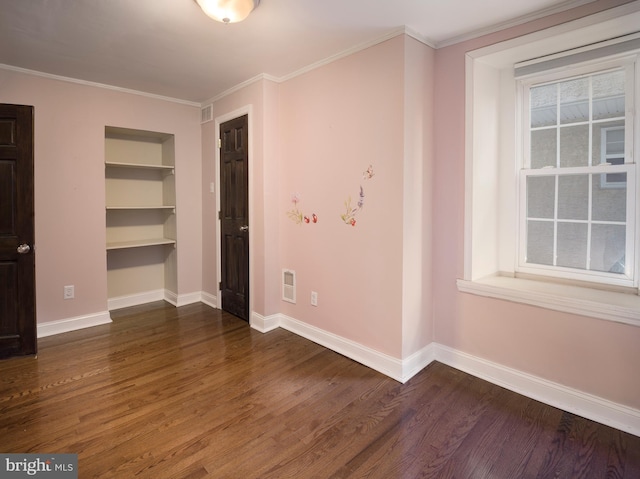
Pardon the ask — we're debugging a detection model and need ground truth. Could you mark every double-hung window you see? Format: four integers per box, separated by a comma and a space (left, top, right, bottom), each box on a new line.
518, 58, 637, 288
461, 16, 640, 324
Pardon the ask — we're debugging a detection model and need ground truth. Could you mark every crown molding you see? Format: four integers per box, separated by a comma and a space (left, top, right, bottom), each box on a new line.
0, 63, 201, 107
435, 0, 598, 48
203, 73, 279, 105
276, 27, 403, 84
209, 26, 435, 104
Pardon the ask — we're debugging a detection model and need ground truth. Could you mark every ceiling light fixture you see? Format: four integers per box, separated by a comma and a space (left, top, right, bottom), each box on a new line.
195, 0, 260, 24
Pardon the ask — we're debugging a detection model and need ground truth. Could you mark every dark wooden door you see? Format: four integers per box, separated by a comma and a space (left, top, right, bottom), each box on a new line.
0, 104, 36, 358
220, 115, 249, 321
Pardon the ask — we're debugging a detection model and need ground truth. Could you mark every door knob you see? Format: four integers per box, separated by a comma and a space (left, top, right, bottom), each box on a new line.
17, 243, 31, 254
239, 225, 249, 232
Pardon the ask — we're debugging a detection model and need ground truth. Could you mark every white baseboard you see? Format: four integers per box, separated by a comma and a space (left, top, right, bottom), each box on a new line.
433, 344, 640, 437
164, 290, 178, 306
276, 314, 405, 381
37, 311, 112, 338
250, 312, 280, 333
108, 289, 165, 310
173, 291, 203, 307
401, 343, 437, 383
250, 313, 433, 383
201, 291, 218, 309
40, 291, 208, 339
108, 289, 202, 309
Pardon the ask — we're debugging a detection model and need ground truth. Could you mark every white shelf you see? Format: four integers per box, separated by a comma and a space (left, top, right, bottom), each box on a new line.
106, 238, 176, 250
105, 126, 177, 303
105, 161, 174, 172
106, 205, 175, 210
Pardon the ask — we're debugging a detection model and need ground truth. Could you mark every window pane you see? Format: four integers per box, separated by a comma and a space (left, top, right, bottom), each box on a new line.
593, 172, 627, 221
557, 222, 588, 269
592, 70, 625, 120
531, 129, 556, 168
605, 127, 624, 154
531, 84, 557, 127
601, 171, 627, 188
591, 224, 626, 273
560, 77, 589, 124
560, 125, 589, 167
527, 176, 555, 219
558, 175, 588, 220
593, 121, 625, 166
527, 220, 554, 265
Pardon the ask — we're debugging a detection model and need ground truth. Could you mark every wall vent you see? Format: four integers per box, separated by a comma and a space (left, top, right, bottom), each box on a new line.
282, 269, 296, 304
201, 104, 213, 124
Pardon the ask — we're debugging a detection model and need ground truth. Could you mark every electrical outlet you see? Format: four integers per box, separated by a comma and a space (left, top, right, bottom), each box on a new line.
311, 291, 318, 307
63, 285, 74, 300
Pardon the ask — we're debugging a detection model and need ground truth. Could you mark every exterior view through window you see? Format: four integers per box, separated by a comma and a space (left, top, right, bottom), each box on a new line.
520, 61, 637, 287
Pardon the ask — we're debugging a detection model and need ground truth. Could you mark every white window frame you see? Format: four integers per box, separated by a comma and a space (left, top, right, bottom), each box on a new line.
458, 5, 640, 327
516, 60, 637, 288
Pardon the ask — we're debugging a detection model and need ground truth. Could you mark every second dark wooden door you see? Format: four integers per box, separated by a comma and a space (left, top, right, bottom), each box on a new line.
0, 104, 36, 358
219, 115, 249, 321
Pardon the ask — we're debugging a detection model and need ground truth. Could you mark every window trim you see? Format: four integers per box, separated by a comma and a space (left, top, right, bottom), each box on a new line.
460, 6, 640, 325
457, 275, 640, 327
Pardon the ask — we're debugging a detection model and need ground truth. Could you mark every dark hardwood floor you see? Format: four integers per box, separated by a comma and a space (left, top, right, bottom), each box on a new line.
1, 302, 638, 478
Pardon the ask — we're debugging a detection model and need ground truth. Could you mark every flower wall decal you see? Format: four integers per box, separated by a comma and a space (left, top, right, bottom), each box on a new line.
287, 193, 318, 225
287, 165, 373, 228
287, 193, 303, 224
341, 165, 374, 227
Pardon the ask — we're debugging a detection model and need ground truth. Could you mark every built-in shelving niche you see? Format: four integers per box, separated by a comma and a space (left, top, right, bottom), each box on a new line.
105, 126, 177, 309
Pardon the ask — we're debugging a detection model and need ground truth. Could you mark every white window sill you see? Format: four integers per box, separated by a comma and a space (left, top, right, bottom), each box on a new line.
457, 276, 640, 327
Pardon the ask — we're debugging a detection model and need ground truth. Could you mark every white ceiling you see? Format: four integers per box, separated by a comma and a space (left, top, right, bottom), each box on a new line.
0, 0, 597, 104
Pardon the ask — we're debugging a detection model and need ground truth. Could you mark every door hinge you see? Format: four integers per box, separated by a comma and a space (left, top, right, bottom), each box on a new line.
219, 281, 223, 290
218, 210, 222, 220
217, 138, 222, 148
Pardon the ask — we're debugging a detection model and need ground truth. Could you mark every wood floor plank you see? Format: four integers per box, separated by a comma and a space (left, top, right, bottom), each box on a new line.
1, 301, 639, 479
621, 426, 640, 479
439, 385, 530, 478
486, 397, 563, 478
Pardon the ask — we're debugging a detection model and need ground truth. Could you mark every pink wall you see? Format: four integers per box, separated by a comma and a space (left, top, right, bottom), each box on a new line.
433, 0, 640, 408
277, 36, 408, 357
402, 36, 435, 357
262, 80, 282, 316
0, 70, 202, 324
